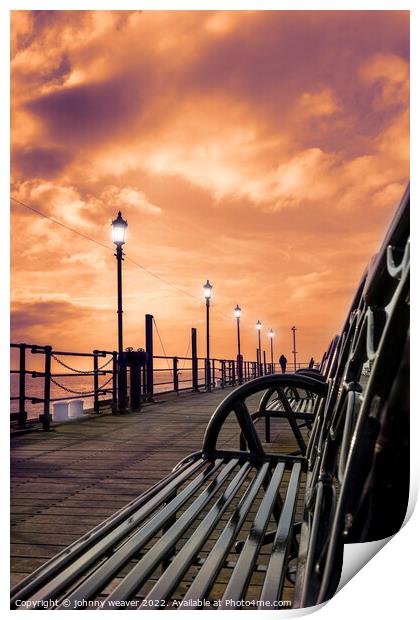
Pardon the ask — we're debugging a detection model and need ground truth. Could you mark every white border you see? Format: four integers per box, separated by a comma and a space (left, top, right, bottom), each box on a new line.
2, 2, 418, 618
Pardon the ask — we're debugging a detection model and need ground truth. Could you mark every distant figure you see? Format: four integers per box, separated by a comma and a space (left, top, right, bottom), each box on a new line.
279, 354, 287, 373
308, 357, 314, 369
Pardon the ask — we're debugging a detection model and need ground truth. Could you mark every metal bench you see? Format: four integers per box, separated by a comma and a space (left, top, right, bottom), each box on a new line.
10, 187, 409, 610
292, 185, 409, 606
252, 340, 339, 452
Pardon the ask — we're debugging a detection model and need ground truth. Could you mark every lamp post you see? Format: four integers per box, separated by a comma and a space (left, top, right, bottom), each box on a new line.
291, 325, 298, 371
203, 280, 212, 391
269, 328, 274, 372
112, 211, 128, 411
234, 304, 242, 383
256, 320, 262, 375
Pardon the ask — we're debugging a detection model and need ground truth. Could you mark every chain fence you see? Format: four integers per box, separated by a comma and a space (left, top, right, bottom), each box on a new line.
50, 374, 113, 396
51, 354, 113, 374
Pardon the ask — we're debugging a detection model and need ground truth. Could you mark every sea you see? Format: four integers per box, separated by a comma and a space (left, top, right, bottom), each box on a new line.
10, 367, 202, 421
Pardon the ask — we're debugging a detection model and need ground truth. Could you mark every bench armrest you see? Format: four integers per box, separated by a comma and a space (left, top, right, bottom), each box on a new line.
202, 373, 327, 456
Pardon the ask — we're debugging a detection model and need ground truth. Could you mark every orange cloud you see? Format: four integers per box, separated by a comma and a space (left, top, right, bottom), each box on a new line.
10, 10, 409, 363
298, 89, 341, 117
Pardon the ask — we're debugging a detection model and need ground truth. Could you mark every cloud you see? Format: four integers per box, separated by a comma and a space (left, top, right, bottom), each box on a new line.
359, 52, 409, 109
10, 299, 113, 351
26, 73, 149, 146
61, 250, 108, 270
10, 10, 410, 361
101, 186, 162, 216
12, 180, 103, 229
298, 89, 341, 117
12, 146, 72, 177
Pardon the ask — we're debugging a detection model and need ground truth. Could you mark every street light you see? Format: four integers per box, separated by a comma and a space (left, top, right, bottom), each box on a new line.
203, 280, 212, 391
112, 211, 128, 246
269, 328, 274, 372
291, 325, 298, 371
256, 320, 262, 375
234, 305, 242, 383
112, 211, 128, 412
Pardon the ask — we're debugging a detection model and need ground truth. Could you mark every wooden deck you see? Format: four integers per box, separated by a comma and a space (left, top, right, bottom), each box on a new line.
11, 387, 306, 601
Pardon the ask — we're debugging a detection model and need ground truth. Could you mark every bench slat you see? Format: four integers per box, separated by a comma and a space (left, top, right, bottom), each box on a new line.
260, 462, 302, 603
220, 462, 286, 608
142, 461, 253, 606
55, 458, 227, 607
10, 455, 205, 607
101, 459, 239, 605
183, 462, 270, 603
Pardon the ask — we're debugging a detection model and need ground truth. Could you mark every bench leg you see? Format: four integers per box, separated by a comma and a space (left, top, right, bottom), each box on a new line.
265, 409, 271, 443
276, 388, 307, 455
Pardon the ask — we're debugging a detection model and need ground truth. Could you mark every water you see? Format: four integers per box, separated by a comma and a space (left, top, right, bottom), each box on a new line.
10, 368, 204, 421
10, 357, 305, 422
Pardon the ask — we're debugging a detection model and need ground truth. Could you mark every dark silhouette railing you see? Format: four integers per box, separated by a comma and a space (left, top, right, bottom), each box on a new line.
10, 342, 317, 431
10, 344, 117, 431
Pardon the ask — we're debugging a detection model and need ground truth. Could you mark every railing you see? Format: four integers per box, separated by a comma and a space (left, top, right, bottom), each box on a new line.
10, 342, 317, 431
10, 344, 117, 431
151, 356, 314, 395
151, 355, 261, 395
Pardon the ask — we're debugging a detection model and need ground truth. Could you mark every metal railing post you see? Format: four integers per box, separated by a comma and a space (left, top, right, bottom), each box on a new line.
141, 363, 146, 398
112, 351, 118, 412
145, 314, 154, 400
232, 360, 236, 386
191, 328, 199, 392
93, 350, 99, 414
18, 344, 27, 429
42, 346, 52, 431
173, 357, 179, 393
117, 354, 127, 412
211, 359, 215, 389
221, 360, 226, 388
263, 350, 267, 375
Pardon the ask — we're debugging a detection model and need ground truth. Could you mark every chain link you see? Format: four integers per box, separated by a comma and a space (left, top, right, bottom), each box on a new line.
98, 375, 113, 390
97, 356, 114, 370
52, 353, 113, 373
50, 374, 114, 396
50, 378, 96, 396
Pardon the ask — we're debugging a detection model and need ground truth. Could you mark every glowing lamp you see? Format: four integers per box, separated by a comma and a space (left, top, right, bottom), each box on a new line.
234, 304, 241, 319
112, 211, 128, 246
203, 280, 213, 300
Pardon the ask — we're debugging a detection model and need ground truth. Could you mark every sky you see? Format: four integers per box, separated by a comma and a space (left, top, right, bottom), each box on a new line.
10, 10, 409, 366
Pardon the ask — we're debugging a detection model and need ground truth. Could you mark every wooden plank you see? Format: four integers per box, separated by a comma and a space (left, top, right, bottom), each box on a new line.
11, 387, 306, 600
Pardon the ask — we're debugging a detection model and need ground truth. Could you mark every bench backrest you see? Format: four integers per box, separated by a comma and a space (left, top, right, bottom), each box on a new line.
294, 185, 410, 607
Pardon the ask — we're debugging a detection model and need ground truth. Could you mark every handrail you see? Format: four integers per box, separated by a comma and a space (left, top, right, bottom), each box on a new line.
10, 342, 318, 431
10, 344, 118, 430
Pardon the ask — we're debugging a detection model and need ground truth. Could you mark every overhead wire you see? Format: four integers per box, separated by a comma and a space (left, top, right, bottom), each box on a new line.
11, 195, 278, 341
152, 317, 172, 370
10, 196, 199, 301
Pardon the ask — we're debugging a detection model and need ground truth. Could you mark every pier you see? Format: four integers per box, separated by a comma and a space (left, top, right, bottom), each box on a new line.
11, 387, 303, 599
9, 9, 410, 612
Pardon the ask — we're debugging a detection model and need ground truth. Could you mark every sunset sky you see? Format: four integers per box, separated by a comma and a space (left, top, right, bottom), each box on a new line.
10, 10, 409, 365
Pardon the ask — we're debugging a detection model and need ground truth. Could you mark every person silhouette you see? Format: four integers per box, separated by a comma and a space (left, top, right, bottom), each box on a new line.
279, 354, 287, 373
